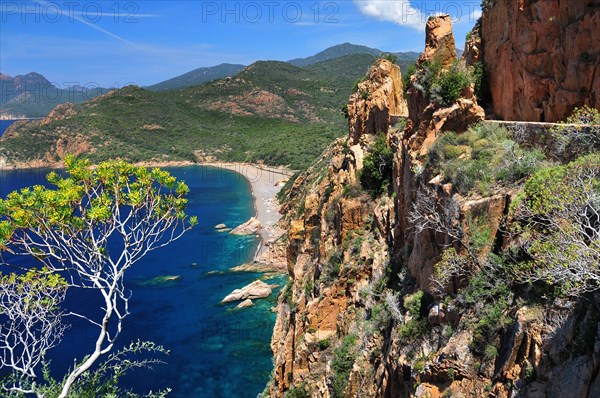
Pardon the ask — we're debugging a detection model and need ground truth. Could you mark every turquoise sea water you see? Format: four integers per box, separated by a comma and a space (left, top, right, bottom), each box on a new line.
0, 166, 281, 397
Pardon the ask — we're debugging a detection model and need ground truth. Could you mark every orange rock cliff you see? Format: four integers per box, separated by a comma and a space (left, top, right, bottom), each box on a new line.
264, 4, 600, 398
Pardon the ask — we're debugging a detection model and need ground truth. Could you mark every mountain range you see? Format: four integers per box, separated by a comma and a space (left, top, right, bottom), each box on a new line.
1, 43, 419, 119
0, 43, 420, 169
146, 63, 247, 92
147, 43, 419, 92
288, 42, 419, 67
0, 73, 110, 119
0, 57, 385, 169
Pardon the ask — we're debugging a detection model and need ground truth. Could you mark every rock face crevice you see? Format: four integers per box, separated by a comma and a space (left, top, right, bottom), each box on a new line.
479, 0, 600, 122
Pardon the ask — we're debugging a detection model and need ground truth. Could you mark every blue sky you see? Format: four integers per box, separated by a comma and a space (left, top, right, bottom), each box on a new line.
1, 1, 481, 87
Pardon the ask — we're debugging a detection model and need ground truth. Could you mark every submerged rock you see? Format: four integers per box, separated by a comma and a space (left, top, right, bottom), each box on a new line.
236, 299, 255, 309
138, 275, 181, 287
221, 279, 272, 303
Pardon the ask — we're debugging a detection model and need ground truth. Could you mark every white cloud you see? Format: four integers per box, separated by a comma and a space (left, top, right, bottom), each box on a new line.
353, 0, 426, 31
471, 8, 483, 21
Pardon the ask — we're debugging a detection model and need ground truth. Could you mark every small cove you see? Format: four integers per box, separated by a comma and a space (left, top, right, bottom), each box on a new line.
0, 165, 281, 397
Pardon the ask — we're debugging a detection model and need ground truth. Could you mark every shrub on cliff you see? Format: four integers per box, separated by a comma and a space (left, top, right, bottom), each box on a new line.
551, 105, 600, 155
331, 334, 358, 398
285, 385, 310, 398
430, 61, 473, 107
380, 53, 398, 64
403, 64, 416, 94
428, 123, 549, 195
360, 135, 394, 197
413, 60, 442, 100
471, 61, 490, 103
511, 154, 600, 297
413, 60, 472, 107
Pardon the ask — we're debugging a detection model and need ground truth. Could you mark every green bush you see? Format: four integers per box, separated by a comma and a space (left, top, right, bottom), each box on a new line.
467, 215, 492, 254
463, 255, 513, 356
381, 53, 398, 64
331, 334, 358, 398
413, 60, 472, 106
550, 105, 600, 155
317, 338, 331, 351
342, 182, 362, 198
321, 251, 343, 283
471, 61, 489, 102
281, 278, 294, 307
396, 291, 428, 340
428, 123, 549, 195
403, 291, 424, 317
352, 78, 364, 93
413, 60, 442, 100
285, 385, 309, 398
397, 318, 428, 340
430, 61, 472, 106
371, 303, 392, 330
403, 64, 416, 94
511, 153, 600, 297
360, 135, 394, 197
484, 344, 498, 359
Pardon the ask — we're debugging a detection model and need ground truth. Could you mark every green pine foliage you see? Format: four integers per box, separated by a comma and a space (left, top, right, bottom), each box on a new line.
360, 135, 394, 197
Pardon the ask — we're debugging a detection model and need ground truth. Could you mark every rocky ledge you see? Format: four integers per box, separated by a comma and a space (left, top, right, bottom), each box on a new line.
221, 279, 272, 303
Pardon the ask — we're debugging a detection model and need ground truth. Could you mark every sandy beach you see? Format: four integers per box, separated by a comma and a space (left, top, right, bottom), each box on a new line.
200, 162, 293, 273
201, 162, 293, 244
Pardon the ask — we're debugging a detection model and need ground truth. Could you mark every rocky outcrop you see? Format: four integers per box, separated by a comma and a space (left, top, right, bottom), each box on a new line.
41, 103, 75, 125
230, 217, 262, 235
221, 279, 272, 303
53, 134, 91, 159
406, 16, 485, 156
418, 14, 458, 69
480, 0, 600, 122
347, 59, 408, 144
462, 20, 482, 66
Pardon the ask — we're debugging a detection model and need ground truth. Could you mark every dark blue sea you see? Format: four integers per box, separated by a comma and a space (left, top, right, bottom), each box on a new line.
0, 166, 281, 397
0, 119, 18, 136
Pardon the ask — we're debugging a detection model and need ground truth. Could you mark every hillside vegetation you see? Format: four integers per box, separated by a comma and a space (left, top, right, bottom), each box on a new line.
0, 56, 396, 170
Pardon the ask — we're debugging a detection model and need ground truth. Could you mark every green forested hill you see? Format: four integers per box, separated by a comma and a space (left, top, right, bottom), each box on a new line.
1, 57, 388, 170
305, 53, 415, 80
288, 42, 419, 68
146, 63, 246, 91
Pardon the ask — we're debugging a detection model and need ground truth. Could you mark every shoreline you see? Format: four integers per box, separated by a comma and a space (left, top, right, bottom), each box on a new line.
0, 159, 291, 271
201, 162, 292, 269
0, 159, 198, 171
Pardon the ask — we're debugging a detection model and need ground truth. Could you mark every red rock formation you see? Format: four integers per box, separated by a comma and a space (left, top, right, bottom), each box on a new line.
269, 9, 600, 398
41, 103, 75, 125
347, 59, 408, 144
406, 15, 485, 155
480, 0, 600, 122
418, 14, 458, 68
